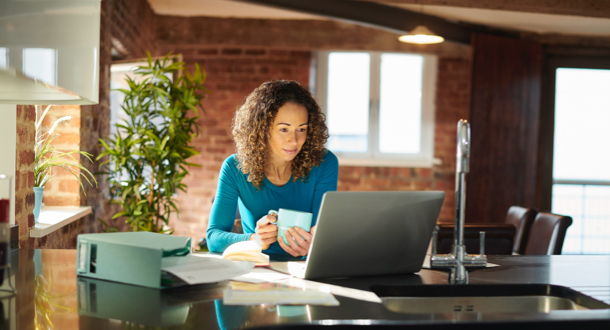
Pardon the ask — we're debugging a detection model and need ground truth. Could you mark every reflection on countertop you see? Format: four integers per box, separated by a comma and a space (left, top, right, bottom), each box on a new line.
1, 249, 609, 329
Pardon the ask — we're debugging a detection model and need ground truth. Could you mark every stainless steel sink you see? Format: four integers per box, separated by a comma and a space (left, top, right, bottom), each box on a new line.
371, 284, 610, 314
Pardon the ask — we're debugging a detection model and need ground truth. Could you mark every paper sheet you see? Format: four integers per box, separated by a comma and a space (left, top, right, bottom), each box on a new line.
231, 267, 293, 283
234, 263, 381, 303
162, 255, 254, 285
274, 277, 382, 304
268, 261, 306, 278
223, 282, 339, 306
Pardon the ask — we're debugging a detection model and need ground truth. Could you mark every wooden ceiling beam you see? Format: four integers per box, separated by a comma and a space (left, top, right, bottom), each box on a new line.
236, 0, 519, 45
370, 0, 610, 19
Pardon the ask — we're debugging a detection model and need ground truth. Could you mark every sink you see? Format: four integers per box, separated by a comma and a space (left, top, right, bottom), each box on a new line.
371, 284, 610, 314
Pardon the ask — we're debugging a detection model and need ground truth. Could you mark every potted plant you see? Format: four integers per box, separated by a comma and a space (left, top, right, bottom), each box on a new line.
34, 105, 97, 222
97, 53, 207, 233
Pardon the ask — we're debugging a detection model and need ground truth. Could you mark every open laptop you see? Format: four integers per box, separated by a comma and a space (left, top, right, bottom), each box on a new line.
276, 191, 445, 280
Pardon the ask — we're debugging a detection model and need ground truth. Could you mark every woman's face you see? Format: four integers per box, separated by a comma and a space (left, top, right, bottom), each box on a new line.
268, 102, 309, 164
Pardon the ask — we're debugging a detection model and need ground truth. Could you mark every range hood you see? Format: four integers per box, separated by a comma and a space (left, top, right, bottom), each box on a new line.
0, 0, 100, 105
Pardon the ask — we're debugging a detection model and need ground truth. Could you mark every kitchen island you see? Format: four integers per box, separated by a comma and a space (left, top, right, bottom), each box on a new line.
4, 249, 610, 329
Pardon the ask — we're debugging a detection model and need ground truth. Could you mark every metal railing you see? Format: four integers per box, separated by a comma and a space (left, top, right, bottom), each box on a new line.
552, 179, 610, 255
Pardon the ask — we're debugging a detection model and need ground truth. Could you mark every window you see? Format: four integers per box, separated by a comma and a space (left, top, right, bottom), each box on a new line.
109, 60, 175, 184
110, 60, 174, 135
0, 47, 7, 69
552, 67, 610, 255
110, 61, 148, 136
314, 51, 438, 167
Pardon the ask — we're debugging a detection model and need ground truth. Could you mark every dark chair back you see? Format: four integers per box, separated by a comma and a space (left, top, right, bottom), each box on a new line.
524, 212, 573, 255
505, 206, 538, 254
232, 218, 244, 234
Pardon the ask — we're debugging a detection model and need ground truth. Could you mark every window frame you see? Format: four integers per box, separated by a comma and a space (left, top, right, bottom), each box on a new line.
314, 51, 439, 168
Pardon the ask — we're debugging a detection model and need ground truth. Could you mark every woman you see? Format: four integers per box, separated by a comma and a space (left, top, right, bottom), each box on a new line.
206, 80, 339, 257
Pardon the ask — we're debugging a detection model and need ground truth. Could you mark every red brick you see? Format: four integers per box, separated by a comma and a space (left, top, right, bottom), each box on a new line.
222, 48, 243, 56
27, 172, 34, 188
418, 168, 432, 178
245, 49, 266, 56
198, 48, 219, 55
43, 195, 79, 206
25, 105, 36, 121
413, 180, 433, 190
59, 180, 81, 194
49, 133, 80, 145
14, 196, 22, 215
19, 150, 35, 166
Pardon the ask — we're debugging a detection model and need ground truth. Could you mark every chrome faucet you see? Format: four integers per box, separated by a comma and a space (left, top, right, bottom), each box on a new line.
430, 119, 486, 284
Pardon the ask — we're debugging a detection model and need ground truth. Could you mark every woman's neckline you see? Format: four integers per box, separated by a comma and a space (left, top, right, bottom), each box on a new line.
264, 174, 294, 188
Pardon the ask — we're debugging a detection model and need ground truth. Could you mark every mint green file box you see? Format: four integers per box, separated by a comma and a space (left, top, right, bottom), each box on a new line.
76, 232, 192, 288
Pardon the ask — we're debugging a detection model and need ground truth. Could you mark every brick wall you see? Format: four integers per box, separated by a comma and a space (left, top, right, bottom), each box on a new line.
15, 6, 471, 247
156, 16, 470, 57
39, 105, 81, 207
109, 0, 158, 59
156, 17, 472, 244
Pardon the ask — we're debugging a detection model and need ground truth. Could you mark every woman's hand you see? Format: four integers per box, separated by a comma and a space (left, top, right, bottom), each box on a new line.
250, 213, 278, 249
278, 225, 317, 257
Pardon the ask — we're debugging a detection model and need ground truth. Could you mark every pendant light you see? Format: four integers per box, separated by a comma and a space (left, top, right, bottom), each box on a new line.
399, 5, 444, 45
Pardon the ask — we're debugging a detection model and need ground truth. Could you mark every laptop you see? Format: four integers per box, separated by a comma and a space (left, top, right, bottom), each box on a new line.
287, 191, 445, 280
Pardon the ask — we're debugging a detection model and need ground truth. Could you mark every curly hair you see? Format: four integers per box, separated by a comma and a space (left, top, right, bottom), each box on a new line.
232, 80, 329, 189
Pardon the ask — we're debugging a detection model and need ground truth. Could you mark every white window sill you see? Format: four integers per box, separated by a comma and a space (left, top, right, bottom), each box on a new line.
30, 206, 92, 238
338, 157, 442, 168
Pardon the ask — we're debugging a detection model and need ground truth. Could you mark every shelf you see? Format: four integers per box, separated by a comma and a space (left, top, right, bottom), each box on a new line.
29, 206, 92, 238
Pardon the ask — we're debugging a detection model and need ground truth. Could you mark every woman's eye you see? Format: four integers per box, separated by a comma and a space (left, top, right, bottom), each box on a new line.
298, 128, 307, 132
280, 128, 288, 132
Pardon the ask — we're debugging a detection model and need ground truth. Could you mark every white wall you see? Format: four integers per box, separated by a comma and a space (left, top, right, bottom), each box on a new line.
0, 104, 16, 225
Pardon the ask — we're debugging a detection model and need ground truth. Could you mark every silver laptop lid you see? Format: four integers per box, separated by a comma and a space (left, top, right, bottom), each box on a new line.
304, 191, 445, 280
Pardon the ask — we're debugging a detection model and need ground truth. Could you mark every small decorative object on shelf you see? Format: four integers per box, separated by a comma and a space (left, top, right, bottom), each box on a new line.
0, 174, 16, 296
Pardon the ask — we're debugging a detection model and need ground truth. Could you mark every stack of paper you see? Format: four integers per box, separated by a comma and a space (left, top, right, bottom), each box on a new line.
162, 255, 254, 285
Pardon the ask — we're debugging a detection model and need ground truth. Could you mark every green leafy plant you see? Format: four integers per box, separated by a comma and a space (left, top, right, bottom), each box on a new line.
97, 53, 207, 233
34, 105, 97, 190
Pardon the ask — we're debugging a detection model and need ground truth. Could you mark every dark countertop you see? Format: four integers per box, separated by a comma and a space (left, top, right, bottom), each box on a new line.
4, 249, 610, 329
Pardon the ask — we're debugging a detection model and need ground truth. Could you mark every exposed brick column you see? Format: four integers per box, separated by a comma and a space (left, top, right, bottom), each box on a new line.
15, 105, 35, 248
110, 0, 159, 59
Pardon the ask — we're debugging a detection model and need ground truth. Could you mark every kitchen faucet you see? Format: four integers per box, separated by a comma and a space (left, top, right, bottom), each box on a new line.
430, 119, 487, 284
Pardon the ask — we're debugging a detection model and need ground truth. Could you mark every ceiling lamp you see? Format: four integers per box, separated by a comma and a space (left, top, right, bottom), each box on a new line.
399, 25, 444, 44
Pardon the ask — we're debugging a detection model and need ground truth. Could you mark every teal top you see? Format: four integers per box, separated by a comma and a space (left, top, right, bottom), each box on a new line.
206, 150, 339, 255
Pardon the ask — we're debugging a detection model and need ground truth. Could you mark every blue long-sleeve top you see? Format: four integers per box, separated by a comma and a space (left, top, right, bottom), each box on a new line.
206, 150, 339, 255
